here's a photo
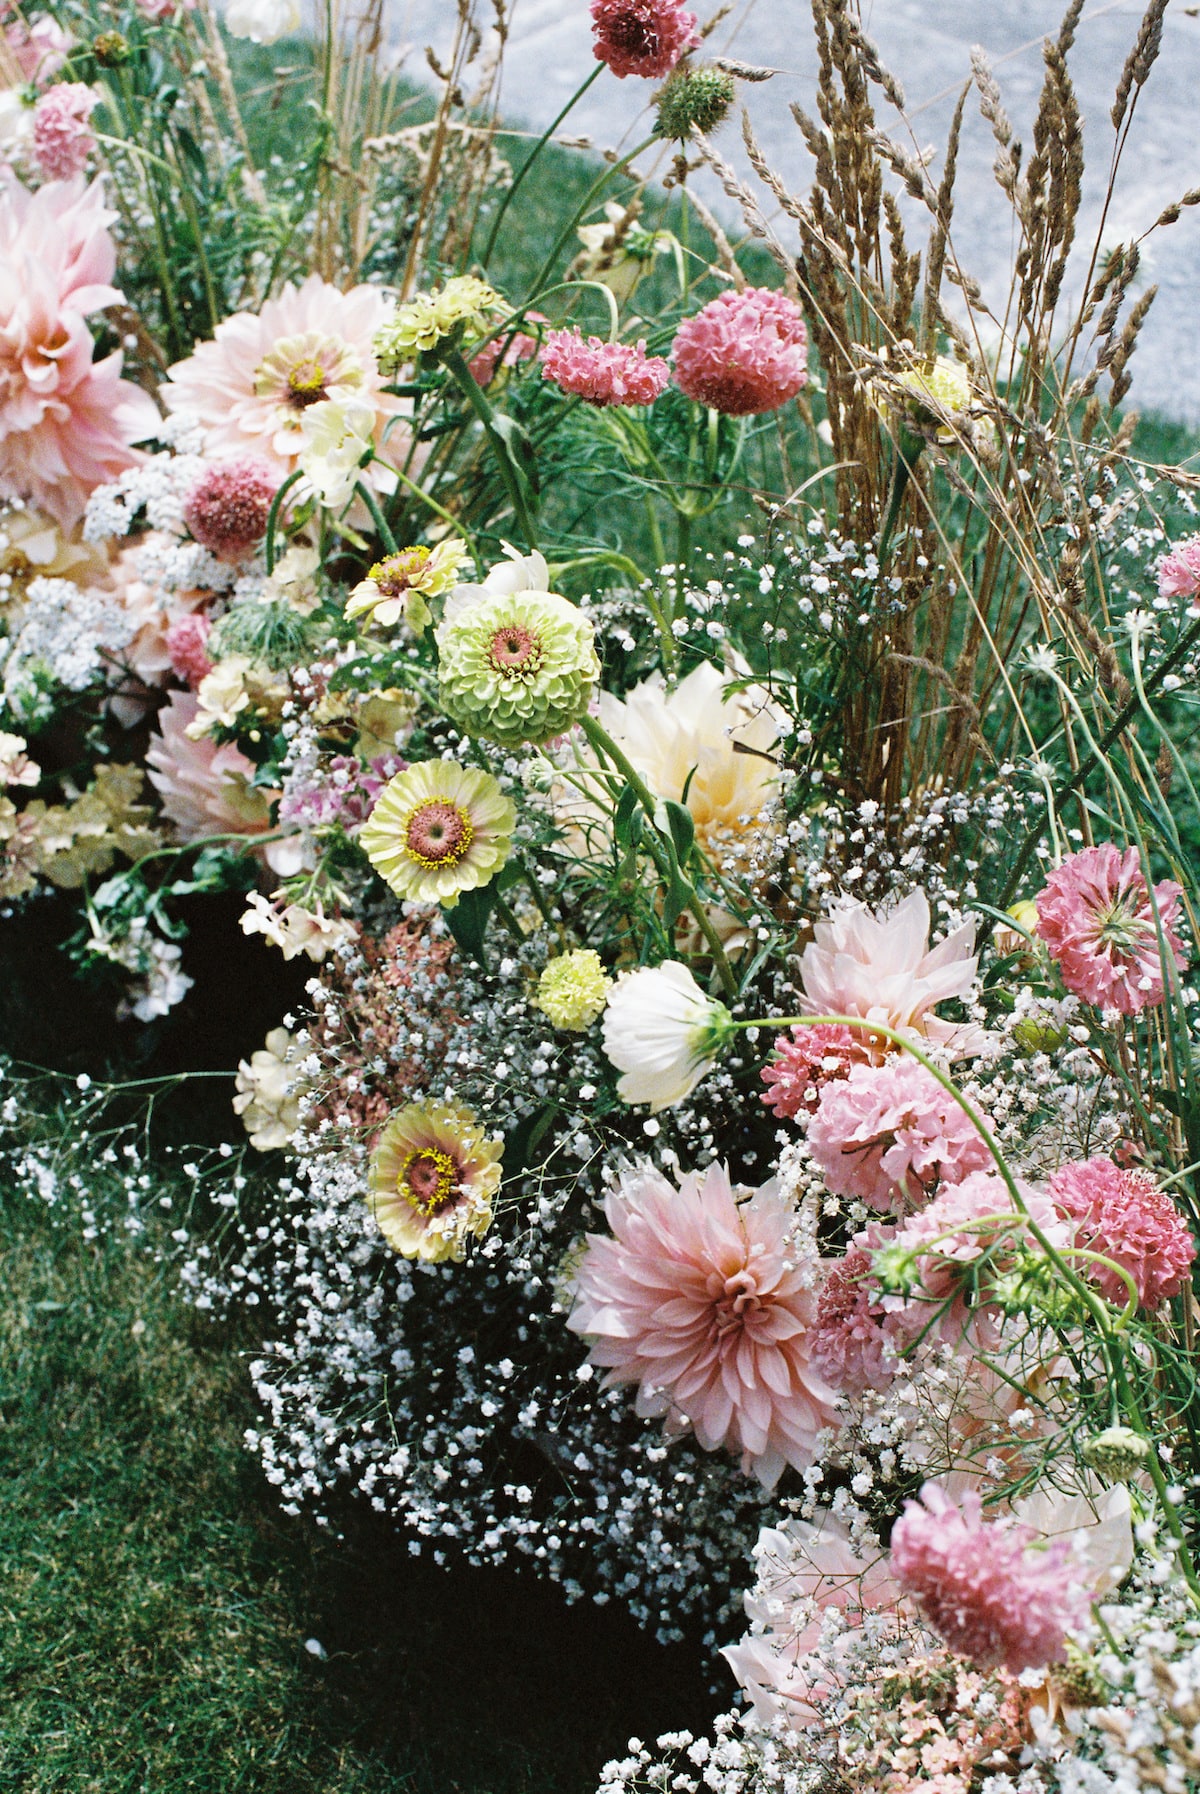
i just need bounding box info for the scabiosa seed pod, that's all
[92,31,132,64]
[435,589,600,748]
[654,64,736,139]
[1081,1426,1152,1483]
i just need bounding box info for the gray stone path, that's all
[390,0,1200,424]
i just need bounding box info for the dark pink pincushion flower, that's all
[32,84,98,181]
[890,1483,1089,1674]
[468,315,544,387]
[761,1022,869,1120]
[165,611,213,687]
[1157,534,1200,605]
[672,287,808,416]
[590,0,698,79]
[540,327,669,406]
[809,1248,898,1394]
[183,459,279,563]
[1035,843,1186,1015]
[1049,1155,1195,1310]
[805,1056,993,1211]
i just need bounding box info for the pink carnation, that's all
[1049,1154,1195,1310]
[165,612,213,687]
[32,83,98,181]
[183,458,279,562]
[890,1483,1089,1673]
[1156,534,1200,604]
[0,177,160,527]
[805,1056,993,1211]
[567,1160,840,1489]
[672,286,808,416]
[809,1248,898,1394]
[590,0,698,79]
[1035,843,1186,1015]
[540,327,669,407]
[760,1022,867,1120]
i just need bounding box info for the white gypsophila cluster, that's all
[0,576,134,721]
[123,525,239,598]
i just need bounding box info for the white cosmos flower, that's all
[298,396,388,508]
[602,961,732,1112]
[223,0,300,43]
[442,540,552,623]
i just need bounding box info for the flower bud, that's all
[1081,1425,1151,1482]
[654,65,736,139]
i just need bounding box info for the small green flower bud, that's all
[1081,1425,1152,1482]
[93,30,132,64]
[654,66,736,140]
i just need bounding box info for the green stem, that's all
[876,431,923,566]
[528,134,658,301]
[352,478,398,555]
[481,64,605,266]
[263,469,304,575]
[439,344,540,551]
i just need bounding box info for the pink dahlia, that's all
[146,690,276,844]
[539,327,669,406]
[890,1483,1089,1673]
[1035,843,1186,1015]
[0,177,160,527]
[165,611,213,687]
[760,1022,868,1120]
[672,286,808,416]
[101,538,207,724]
[183,458,279,562]
[1049,1154,1195,1310]
[805,1056,993,1211]
[590,0,698,79]
[160,273,407,479]
[1156,534,1200,605]
[809,1248,897,1394]
[567,1160,840,1488]
[32,83,97,181]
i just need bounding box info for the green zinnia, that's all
[435,590,600,748]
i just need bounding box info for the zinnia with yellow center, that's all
[345,537,471,633]
[359,759,515,907]
[368,1100,503,1262]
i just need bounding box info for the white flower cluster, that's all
[0,576,134,721]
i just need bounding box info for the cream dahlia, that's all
[1034,843,1186,1015]
[359,759,515,908]
[367,1100,503,1263]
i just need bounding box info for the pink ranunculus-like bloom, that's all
[539,327,670,407]
[32,83,98,181]
[183,458,279,562]
[146,689,276,844]
[797,888,988,1060]
[590,0,698,79]
[806,1056,994,1211]
[672,286,808,416]
[467,315,544,387]
[1035,843,1186,1016]
[890,1483,1089,1673]
[0,177,161,527]
[6,13,73,86]
[165,611,213,687]
[760,1022,868,1120]
[567,1160,840,1489]
[159,272,408,480]
[1156,534,1200,604]
[809,1247,898,1395]
[1049,1154,1195,1310]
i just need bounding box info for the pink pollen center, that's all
[405,800,472,866]
[489,625,542,675]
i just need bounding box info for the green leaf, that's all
[442,883,496,966]
[490,413,541,499]
[657,799,695,867]
[613,784,640,851]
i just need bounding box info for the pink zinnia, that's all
[539,327,669,407]
[567,1161,840,1489]
[672,287,808,416]
[1156,534,1200,605]
[590,0,698,79]
[183,458,279,562]
[1049,1154,1195,1310]
[0,177,160,527]
[165,612,213,687]
[1035,843,1186,1015]
[890,1484,1089,1673]
[809,1248,897,1394]
[760,1022,867,1120]
[805,1056,993,1211]
[32,83,98,181]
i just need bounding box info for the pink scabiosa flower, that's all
[165,611,213,687]
[760,1022,868,1121]
[1034,843,1186,1016]
[0,177,160,527]
[889,1483,1090,1674]
[32,83,98,180]
[808,1248,898,1395]
[672,287,808,416]
[467,316,544,387]
[567,1160,840,1489]
[1156,534,1200,605]
[1049,1155,1195,1310]
[590,0,698,79]
[539,327,669,406]
[805,1056,994,1211]
[183,458,279,562]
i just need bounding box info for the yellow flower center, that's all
[403,799,474,868]
[285,359,329,407]
[398,1147,458,1216]
[370,547,432,597]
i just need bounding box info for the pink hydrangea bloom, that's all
[0,177,160,527]
[567,1160,840,1489]
[183,458,279,562]
[1049,1154,1195,1310]
[590,0,698,78]
[1035,843,1186,1015]
[890,1483,1089,1673]
[809,1248,898,1394]
[805,1056,993,1211]
[146,690,276,844]
[32,84,98,181]
[165,612,213,687]
[672,287,808,416]
[760,1022,868,1120]
[1156,534,1200,604]
[540,327,669,406]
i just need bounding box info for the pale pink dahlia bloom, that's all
[183,458,279,562]
[760,1022,867,1120]
[672,287,808,416]
[806,1056,993,1210]
[1156,534,1200,604]
[539,327,669,406]
[890,1483,1089,1673]
[160,273,407,479]
[1049,1154,1195,1310]
[32,83,97,181]
[568,1160,840,1488]
[101,538,207,723]
[590,0,698,78]
[146,690,276,843]
[5,14,72,86]
[1035,843,1186,1015]
[797,888,987,1060]
[0,176,160,526]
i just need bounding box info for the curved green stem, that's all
[481,64,606,267]
[263,468,304,575]
[439,344,539,550]
[352,478,398,555]
[528,134,658,301]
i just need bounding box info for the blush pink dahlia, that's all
[1156,534,1200,605]
[1035,843,1186,1015]
[183,458,279,562]
[1049,1154,1195,1310]
[32,83,98,180]
[539,327,669,406]
[568,1161,840,1489]
[590,0,698,79]
[889,1483,1089,1673]
[146,690,276,844]
[805,1056,993,1211]
[760,1022,868,1120]
[672,287,808,416]
[0,177,160,527]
